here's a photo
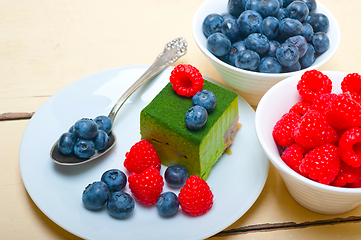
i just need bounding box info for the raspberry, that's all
[281,143,307,176]
[338,127,361,168]
[178,175,213,216]
[331,161,361,187]
[325,93,361,130]
[297,70,332,102]
[169,64,204,97]
[309,93,337,116]
[124,140,161,174]
[128,166,164,205]
[293,110,339,149]
[272,112,301,147]
[349,173,361,188]
[341,73,361,103]
[299,144,340,185]
[288,100,312,116]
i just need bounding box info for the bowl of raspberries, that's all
[255,69,361,214]
[192,0,340,106]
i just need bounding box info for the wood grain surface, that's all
[1,0,361,239]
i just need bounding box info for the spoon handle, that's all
[108,37,187,123]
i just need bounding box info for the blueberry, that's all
[276,7,287,20]
[93,130,110,151]
[74,138,95,158]
[300,0,317,15]
[259,57,282,73]
[157,192,179,217]
[308,13,329,33]
[185,106,208,130]
[221,12,238,21]
[260,16,279,40]
[235,49,260,70]
[304,14,311,23]
[237,10,263,37]
[312,32,330,53]
[278,18,303,41]
[58,132,76,155]
[164,164,189,188]
[302,23,314,42]
[223,40,247,66]
[82,181,110,210]
[283,0,296,7]
[192,90,217,112]
[233,40,248,52]
[101,169,127,192]
[284,35,308,58]
[94,115,112,135]
[207,32,232,57]
[202,13,224,38]
[107,192,134,219]
[244,0,261,12]
[221,18,242,43]
[245,33,270,56]
[227,0,247,17]
[299,43,315,68]
[266,40,280,57]
[277,0,283,7]
[68,125,75,134]
[276,43,300,67]
[282,61,301,72]
[258,0,280,18]
[74,118,98,140]
[285,1,309,22]
[223,47,240,67]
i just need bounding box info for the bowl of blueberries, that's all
[192,0,341,106]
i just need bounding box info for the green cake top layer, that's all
[141,80,238,145]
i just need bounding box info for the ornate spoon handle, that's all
[108,37,187,123]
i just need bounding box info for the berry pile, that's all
[169,64,217,131]
[82,139,214,218]
[185,90,217,130]
[273,70,361,187]
[57,116,112,159]
[124,139,213,216]
[82,169,133,219]
[202,0,331,73]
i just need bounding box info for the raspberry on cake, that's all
[140,75,239,180]
[169,64,203,97]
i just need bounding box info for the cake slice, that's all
[140,79,239,180]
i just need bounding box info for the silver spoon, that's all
[50,37,187,165]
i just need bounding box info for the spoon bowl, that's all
[50,37,187,165]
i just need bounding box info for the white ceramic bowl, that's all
[192,0,341,106]
[255,71,361,214]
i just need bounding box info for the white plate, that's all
[19,65,269,240]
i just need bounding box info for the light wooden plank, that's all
[212,221,361,240]
[2,0,361,239]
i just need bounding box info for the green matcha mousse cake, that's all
[140,80,239,180]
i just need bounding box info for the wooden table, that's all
[1,0,361,239]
